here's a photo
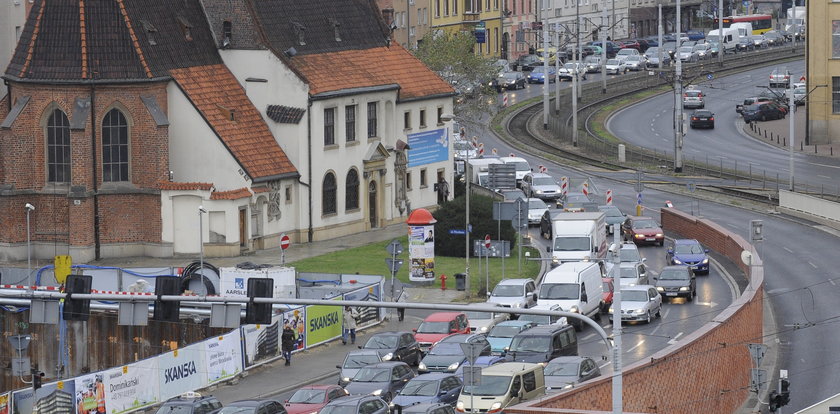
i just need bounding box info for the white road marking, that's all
[783,247,793,253]
[626,340,646,352]
[581,332,596,341]
[599,361,611,369]
[812,162,840,170]
[819,175,832,179]
[830,279,837,286]
[695,301,719,307]
[667,332,684,345]
[662,308,671,319]
[809,262,818,269]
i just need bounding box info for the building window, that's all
[419,109,427,128]
[285,185,293,204]
[445,0,449,15]
[437,107,444,125]
[833,77,840,113]
[404,111,411,130]
[345,105,357,142]
[420,168,428,188]
[454,0,458,14]
[222,21,232,46]
[406,171,413,190]
[436,0,440,16]
[324,107,335,145]
[46,108,71,183]
[367,102,378,138]
[834,21,840,58]
[346,169,360,210]
[102,108,129,182]
[323,172,337,215]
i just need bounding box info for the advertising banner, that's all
[281,307,306,351]
[407,128,449,167]
[13,379,76,414]
[343,285,381,329]
[242,314,282,367]
[0,393,9,414]
[408,225,436,282]
[105,358,159,414]
[305,296,343,347]
[157,343,207,401]
[204,331,243,385]
[74,372,107,414]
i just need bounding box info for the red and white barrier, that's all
[606,189,613,205]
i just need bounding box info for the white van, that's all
[537,261,604,331]
[498,156,532,183]
[545,212,607,264]
[730,22,753,41]
[457,363,545,413]
[706,28,738,54]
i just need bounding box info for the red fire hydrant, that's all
[440,274,447,291]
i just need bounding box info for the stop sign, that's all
[280,234,291,250]
[484,234,491,248]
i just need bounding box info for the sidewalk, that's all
[741,106,840,158]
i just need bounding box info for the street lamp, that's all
[25,203,35,287]
[440,114,470,299]
[198,205,207,294]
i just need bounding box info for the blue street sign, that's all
[707,74,714,80]
[468,224,473,233]
[449,229,466,235]
[637,192,643,205]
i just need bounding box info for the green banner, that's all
[305,297,343,347]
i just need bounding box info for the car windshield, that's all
[533,177,556,186]
[462,375,512,396]
[354,367,391,382]
[633,219,658,229]
[465,310,493,320]
[620,267,639,279]
[659,269,689,280]
[602,281,613,291]
[620,248,641,262]
[538,283,579,300]
[685,91,701,97]
[532,67,548,74]
[623,291,649,302]
[454,142,474,151]
[680,46,693,52]
[627,56,641,61]
[706,35,720,42]
[692,45,705,51]
[553,236,590,251]
[218,407,258,414]
[401,379,440,396]
[674,244,704,254]
[288,389,327,404]
[599,206,622,217]
[509,335,550,352]
[510,161,530,171]
[417,321,451,334]
[646,47,659,54]
[544,362,579,376]
[430,343,465,356]
[502,73,520,80]
[320,405,359,414]
[564,63,578,69]
[344,354,383,368]
[794,87,806,94]
[492,285,523,297]
[364,335,399,349]
[529,199,547,209]
[694,111,712,117]
[617,49,633,55]
[488,325,523,338]
[607,59,620,65]
[518,314,552,325]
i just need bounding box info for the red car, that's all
[618,40,641,51]
[621,215,665,246]
[413,312,470,353]
[284,385,347,414]
[601,277,614,313]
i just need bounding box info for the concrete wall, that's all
[778,189,840,228]
[508,208,764,414]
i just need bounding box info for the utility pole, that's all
[610,224,623,414]
[673,0,684,173]
[788,83,795,190]
[542,5,550,129]
[600,0,608,94]
[657,3,663,70]
[572,58,579,147]
[555,27,562,114]
[577,3,583,99]
[718,0,724,66]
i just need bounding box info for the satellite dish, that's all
[740,250,752,266]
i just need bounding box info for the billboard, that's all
[105,358,159,414]
[0,393,8,414]
[281,307,306,351]
[241,316,282,367]
[74,372,106,414]
[305,297,343,347]
[343,285,381,328]
[157,343,207,401]
[204,331,243,385]
[408,225,436,282]
[13,379,76,414]
[407,128,449,167]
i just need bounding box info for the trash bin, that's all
[454,273,467,291]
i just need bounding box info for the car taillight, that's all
[709,117,714,121]
[691,117,698,121]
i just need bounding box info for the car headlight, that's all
[570,305,579,314]
[382,352,394,361]
[656,286,664,292]
[457,401,465,411]
[389,402,396,408]
[634,234,644,238]
[480,326,489,333]
[514,302,522,308]
[448,362,461,371]
[372,389,383,396]
[679,287,689,291]
[418,362,427,371]
[673,259,682,264]
[656,233,664,237]
[634,309,645,314]
[536,190,544,194]
[490,402,503,411]
[564,384,574,389]
[608,307,614,314]
[343,377,351,383]
[702,258,709,264]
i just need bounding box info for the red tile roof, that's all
[170,64,298,181]
[252,186,271,193]
[157,181,213,191]
[211,187,253,200]
[293,45,453,100]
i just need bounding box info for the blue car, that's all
[527,66,557,84]
[391,373,462,409]
[485,320,537,355]
[666,239,710,274]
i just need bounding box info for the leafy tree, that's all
[432,193,517,258]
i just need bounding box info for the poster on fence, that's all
[157,343,207,401]
[282,307,306,351]
[13,379,76,413]
[242,315,282,367]
[74,372,107,414]
[105,358,159,414]
[305,296,343,347]
[205,331,243,385]
[0,392,9,414]
[343,285,381,328]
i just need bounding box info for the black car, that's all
[655,265,697,301]
[344,362,416,402]
[494,71,527,91]
[155,392,223,414]
[512,54,540,72]
[400,403,457,414]
[742,103,785,122]
[219,399,287,414]
[735,38,755,52]
[360,331,422,366]
[689,110,715,129]
[321,395,389,414]
[419,333,490,373]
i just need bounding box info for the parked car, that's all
[486,320,538,355]
[495,71,527,91]
[666,238,710,274]
[604,59,627,75]
[520,172,561,202]
[622,55,647,71]
[601,277,614,313]
[487,278,538,309]
[598,205,625,234]
[617,261,651,286]
[642,36,659,47]
[414,312,471,353]
[608,285,662,324]
[360,331,422,365]
[419,333,491,373]
[587,40,622,57]
[526,66,557,84]
[344,361,416,402]
[686,30,705,41]
[526,198,549,225]
[219,399,286,414]
[338,349,384,386]
[463,302,510,333]
[512,54,540,71]
[617,39,642,51]
[742,103,786,122]
[320,395,389,414]
[655,265,697,301]
[621,216,664,246]
[689,110,715,129]
[400,403,456,414]
[736,96,773,114]
[769,67,792,88]
[391,373,463,408]
[543,356,602,391]
[284,385,348,414]
[735,37,755,52]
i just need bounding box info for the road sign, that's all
[385,258,404,273]
[750,368,767,393]
[449,229,466,235]
[748,343,767,366]
[463,366,482,386]
[460,342,485,365]
[799,75,806,82]
[707,73,714,80]
[606,189,613,205]
[634,171,644,193]
[484,235,491,248]
[280,234,291,250]
[637,192,643,205]
[11,357,30,377]
[386,239,403,256]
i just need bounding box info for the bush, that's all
[432,194,517,258]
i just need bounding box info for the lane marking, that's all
[809,262,818,269]
[626,340,646,352]
[667,332,684,345]
[662,308,671,319]
[599,361,611,369]
[819,175,832,179]
[581,332,596,341]
[783,247,793,253]
[830,279,837,286]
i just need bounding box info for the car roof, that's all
[328,395,378,405]
[369,331,410,337]
[228,400,281,407]
[673,238,701,245]
[547,356,589,364]
[411,372,459,380]
[299,384,342,390]
[629,215,655,221]
[622,284,655,292]
[402,403,451,414]
[439,333,479,343]
[519,324,571,335]
[497,278,534,285]
[499,156,527,163]
[425,312,464,321]
[527,172,553,179]
[661,265,691,272]
[365,361,409,369]
[348,349,384,357]
[480,362,541,375]
[496,320,535,327]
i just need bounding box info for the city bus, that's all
[714,14,773,34]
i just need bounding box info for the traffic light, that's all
[245,278,273,324]
[32,370,44,391]
[153,276,182,322]
[63,274,93,321]
[768,390,779,412]
[780,378,791,407]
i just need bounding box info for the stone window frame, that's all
[101,105,132,183]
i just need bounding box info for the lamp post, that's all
[673,0,684,173]
[25,203,35,287]
[440,114,470,298]
[788,84,795,191]
[198,205,207,294]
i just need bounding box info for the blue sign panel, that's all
[449,229,466,235]
[408,128,449,167]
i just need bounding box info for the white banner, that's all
[408,225,436,282]
[105,358,160,414]
[74,372,107,414]
[204,331,243,385]
[157,343,207,401]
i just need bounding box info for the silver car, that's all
[464,303,510,333]
[682,89,704,109]
[544,356,602,391]
[487,278,538,309]
[617,261,650,286]
[644,47,671,66]
[521,172,561,201]
[678,46,699,62]
[622,55,647,71]
[608,285,662,324]
[526,198,549,225]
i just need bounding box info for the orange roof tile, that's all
[169,64,298,181]
[252,187,270,193]
[293,45,453,100]
[211,187,253,200]
[157,181,213,191]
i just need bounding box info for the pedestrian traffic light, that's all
[153,276,182,322]
[780,378,791,407]
[63,274,93,321]
[245,278,273,324]
[32,370,44,391]
[768,390,779,412]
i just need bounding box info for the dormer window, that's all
[222,20,232,47]
[177,16,193,41]
[328,17,341,42]
[141,20,158,45]
[292,22,306,46]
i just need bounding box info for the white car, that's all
[499,156,532,183]
[516,304,568,326]
[604,59,627,75]
[608,285,662,324]
[614,48,640,63]
[622,55,647,71]
[617,261,651,286]
[526,198,549,225]
[465,303,510,333]
[557,62,587,81]
[487,278,538,309]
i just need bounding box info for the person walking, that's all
[281,323,296,366]
[342,306,359,345]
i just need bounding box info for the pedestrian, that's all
[281,323,296,366]
[342,306,359,345]
[435,177,449,204]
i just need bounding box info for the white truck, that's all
[467,157,503,187]
[729,22,753,42]
[786,6,806,40]
[544,212,607,265]
[537,261,604,331]
[706,28,739,55]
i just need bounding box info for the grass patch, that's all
[288,236,542,295]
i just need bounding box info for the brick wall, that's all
[509,208,764,414]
